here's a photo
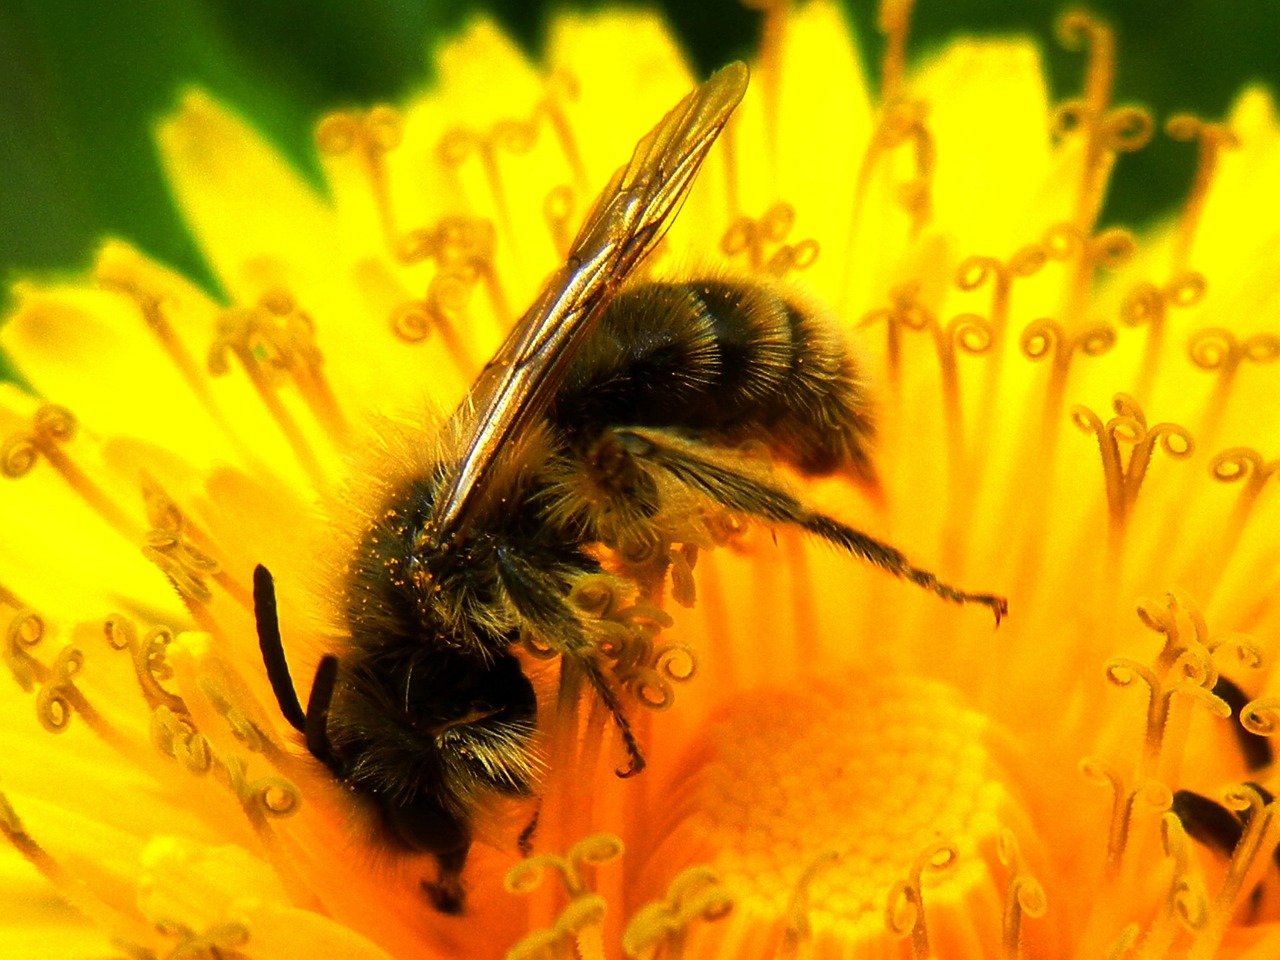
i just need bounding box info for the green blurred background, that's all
[2,0,1277,321]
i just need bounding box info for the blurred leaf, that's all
[1,0,1276,316]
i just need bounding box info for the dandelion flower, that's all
[4,2,1280,959]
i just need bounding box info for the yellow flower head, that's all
[4,2,1280,959]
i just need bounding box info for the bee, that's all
[253,62,1007,914]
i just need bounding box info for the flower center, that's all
[647,670,1042,956]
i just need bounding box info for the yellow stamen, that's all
[1140,814,1209,959]
[315,105,405,255]
[1186,327,1280,441]
[1102,655,1228,783]
[1119,271,1206,398]
[844,0,933,304]
[507,834,625,900]
[219,753,301,828]
[1239,696,1280,738]
[237,288,347,440]
[4,606,48,692]
[507,895,608,960]
[1107,925,1142,960]
[35,646,122,745]
[1,404,141,542]
[544,185,578,259]
[776,850,837,960]
[857,281,931,387]
[877,0,916,104]
[720,202,818,277]
[438,77,583,262]
[1052,11,1153,234]
[1190,785,1280,959]
[996,831,1046,960]
[94,246,238,436]
[742,0,789,179]
[207,299,331,487]
[931,311,995,470]
[505,835,624,960]
[394,214,503,373]
[540,71,591,195]
[863,282,992,515]
[646,673,1031,956]
[882,100,934,236]
[566,575,689,713]
[885,841,959,960]
[151,633,318,912]
[1024,318,1117,443]
[1079,757,1172,878]
[1136,591,1262,690]
[152,919,253,960]
[141,477,254,611]
[196,675,271,755]
[1164,115,1239,274]
[1075,589,1274,954]
[1208,447,1280,563]
[151,704,213,775]
[1052,10,1152,324]
[954,246,1051,480]
[1071,394,1194,553]
[262,290,349,440]
[142,526,220,607]
[104,615,186,714]
[956,246,1051,348]
[622,865,733,960]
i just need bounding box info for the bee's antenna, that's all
[253,564,307,731]
[305,655,340,769]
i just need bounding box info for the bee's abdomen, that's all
[555,278,875,479]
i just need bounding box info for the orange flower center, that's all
[635,669,1044,956]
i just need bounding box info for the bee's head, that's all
[254,564,538,914]
[325,644,540,855]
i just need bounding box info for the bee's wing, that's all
[429,61,749,542]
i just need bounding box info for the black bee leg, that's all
[1172,789,1244,856]
[1172,787,1279,920]
[518,805,541,856]
[422,846,469,915]
[613,429,1009,624]
[495,547,647,777]
[253,564,307,731]
[1213,676,1274,771]
[579,654,646,777]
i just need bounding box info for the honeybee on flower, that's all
[2,2,1280,959]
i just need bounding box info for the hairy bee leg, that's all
[304,655,341,771]
[252,564,308,731]
[422,845,469,915]
[579,654,646,778]
[615,429,1009,624]
[494,547,646,777]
